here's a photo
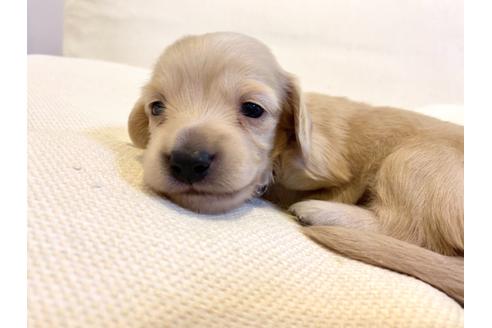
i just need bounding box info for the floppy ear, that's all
[281,73,352,184]
[128,97,150,148]
[282,74,312,162]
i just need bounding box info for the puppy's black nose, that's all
[169,150,213,184]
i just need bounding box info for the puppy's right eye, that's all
[241,102,264,118]
[151,101,165,116]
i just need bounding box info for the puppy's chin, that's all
[166,183,257,214]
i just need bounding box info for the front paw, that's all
[288,200,336,226]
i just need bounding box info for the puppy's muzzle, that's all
[168,150,214,184]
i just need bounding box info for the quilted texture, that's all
[28,55,464,327]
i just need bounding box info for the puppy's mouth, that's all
[173,177,257,198]
[181,186,245,197]
[164,178,266,214]
[180,182,267,197]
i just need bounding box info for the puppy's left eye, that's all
[241,102,264,118]
[150,101,165,116]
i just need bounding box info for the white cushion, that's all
[28,55,464,327]
[63,0,463,115]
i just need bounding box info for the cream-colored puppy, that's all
[129,32,463,305]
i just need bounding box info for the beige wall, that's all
[27,0,63,54]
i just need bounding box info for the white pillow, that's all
[63,0,463,112]
[28,55,463,327]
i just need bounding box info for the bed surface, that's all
[27,55,463,327]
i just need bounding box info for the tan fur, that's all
[302,226,463,306]
[128,32,464,305]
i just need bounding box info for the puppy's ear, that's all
[128,97,149,148]
[282,74,312,161]
[281,73,352,184]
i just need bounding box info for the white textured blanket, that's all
[28,55,463,327]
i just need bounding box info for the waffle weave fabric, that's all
[28,55,464,328]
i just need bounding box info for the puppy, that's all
[128,32,464,305]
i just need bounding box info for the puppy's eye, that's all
[150,101,165,116]
[241,102,264,118]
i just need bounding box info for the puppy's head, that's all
[129,32,310,213]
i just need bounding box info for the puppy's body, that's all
[268,93,464,305]
[128,32,464,305]
[270,93,463,256]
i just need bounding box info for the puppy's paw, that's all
[288,200,340,226]
[289,200,381,231]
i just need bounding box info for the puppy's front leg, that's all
[289,200,381,232]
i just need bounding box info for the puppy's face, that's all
[129,33,308,213]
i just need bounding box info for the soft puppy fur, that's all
[129,32,464,305]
